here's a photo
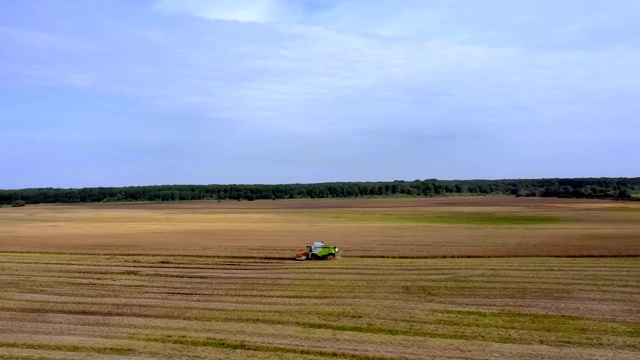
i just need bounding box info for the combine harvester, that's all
[295,241,339,261]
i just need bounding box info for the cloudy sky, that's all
[1,0,638,188]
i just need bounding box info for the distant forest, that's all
[1,178,639,205]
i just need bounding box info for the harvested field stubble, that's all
[1,197,640,359]
[0,254,639,359]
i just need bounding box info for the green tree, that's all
[11,200,26,207]
[617,189,632,199]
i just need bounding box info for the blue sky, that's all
[1,0,638,188]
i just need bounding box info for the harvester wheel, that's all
[324,254,336,260]
[310,253,319,260]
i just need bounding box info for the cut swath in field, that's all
[1,253,639,359]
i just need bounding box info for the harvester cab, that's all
[295,241,339,261]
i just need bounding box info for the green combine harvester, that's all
[295,241,339,260]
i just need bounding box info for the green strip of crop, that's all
[434,310,640,337]
[0,342,136,355]
[135,335,395,360]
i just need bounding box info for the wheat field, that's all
[1,197,639,258]
[1,197,639,359]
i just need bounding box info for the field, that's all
[1,196,640,359]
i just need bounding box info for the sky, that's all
[1,0,639,189]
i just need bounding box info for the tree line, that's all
[1,178,638,205]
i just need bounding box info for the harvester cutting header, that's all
[295,241,339,261]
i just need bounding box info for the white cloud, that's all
[153,0,303,23]
[7,3,640,136]
[151,0,441,37]
[153,0,640,50]
[51,8,632,140]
